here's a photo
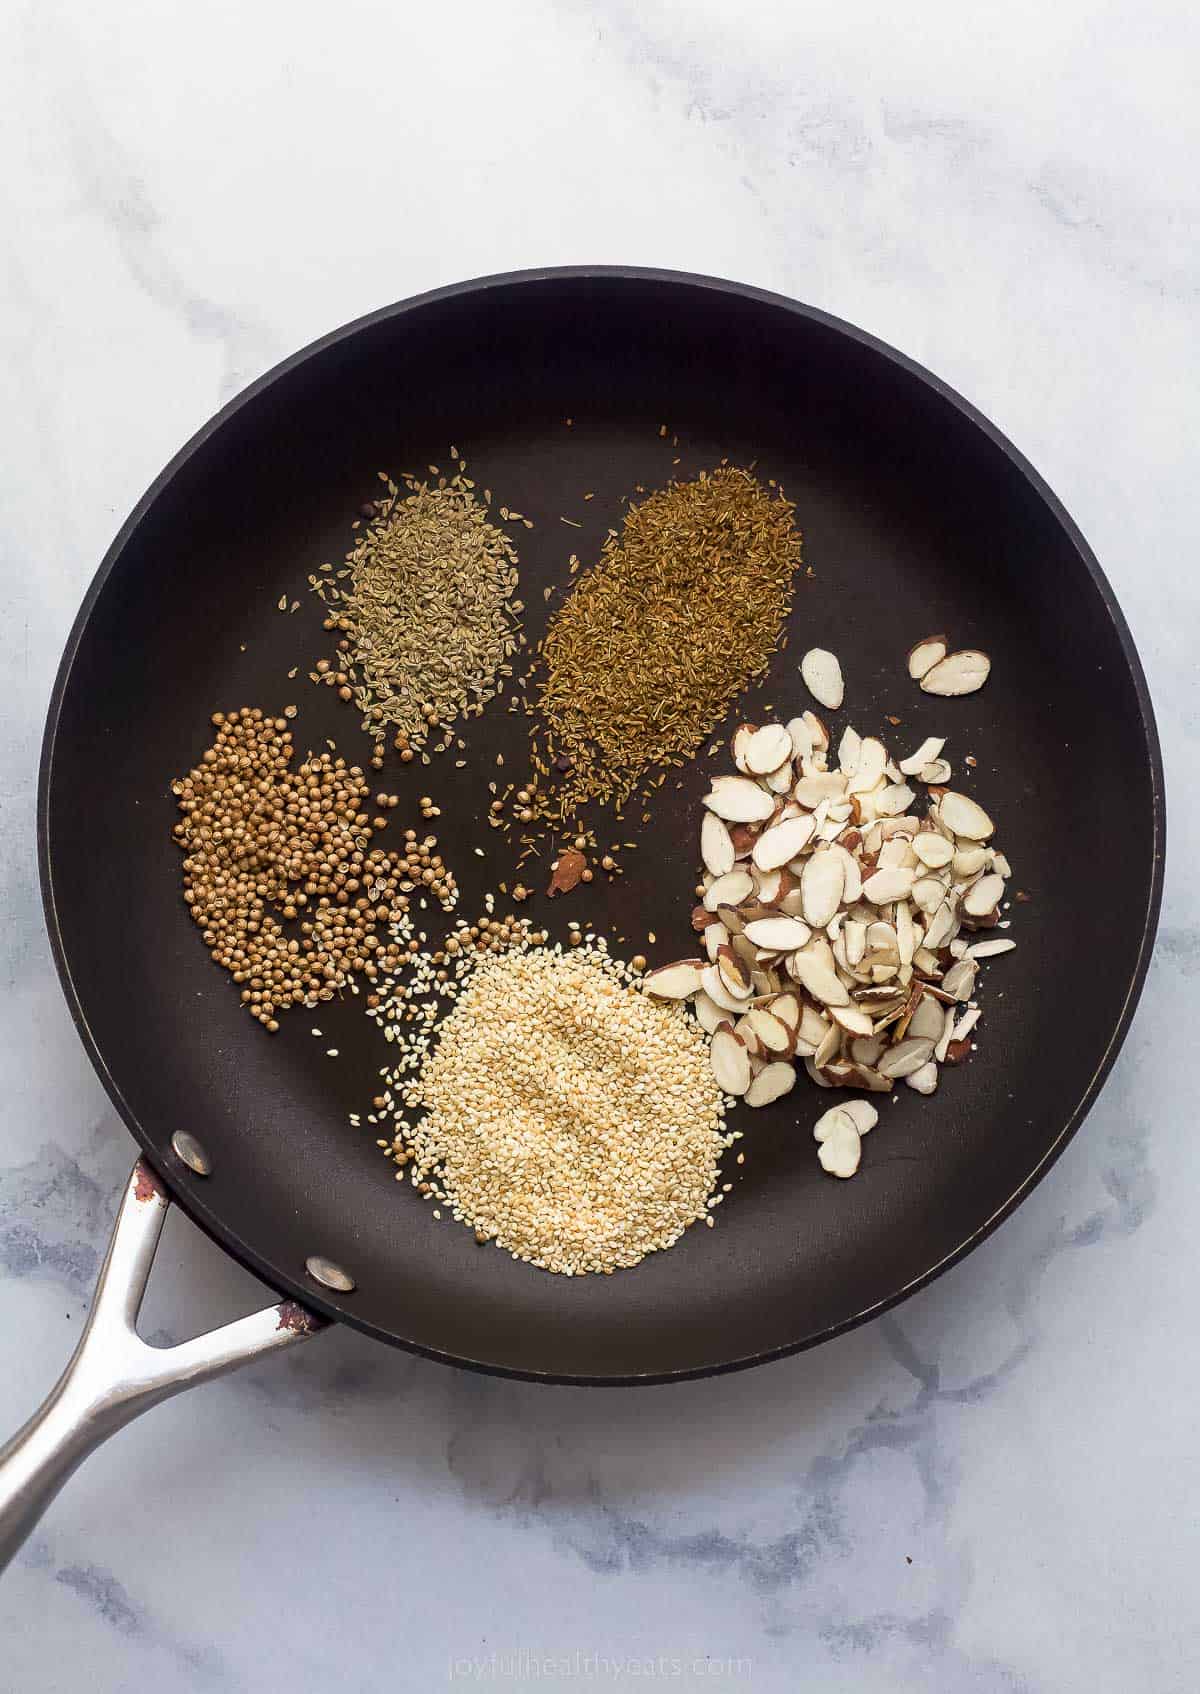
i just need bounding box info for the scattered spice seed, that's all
[529,468,803,824]
[308,460,523,750]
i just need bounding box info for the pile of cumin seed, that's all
[528,466,803,824]
[309,454,524,754]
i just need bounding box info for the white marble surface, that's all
[0,0,1195,1687]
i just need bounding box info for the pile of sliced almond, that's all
[643,701,1016,1173]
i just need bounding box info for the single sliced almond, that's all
[744,722,793,775]
[895,900,916,967]
[941,958,978,1001]
[703,777,777,824]
[966,937,1016,960]
[785,715,813,761]
[837,725,862,777]
[899,735,946,776]
[907,993,946,1042]
[938,790,995,840]
[793,772,847,809]
[731,724,758,774]
[693,992,726,1035]
[789,949,850,1007]
[753,813,815,871]
[814,1104,856,1143]
[818,1120,862,1178]
[843,918,867,968]
[744,915,813,950]
[849,1034,884,1067]
[920,649,991,696]
[733,1013,764,1057]
[919,758,953,785]
[700,965,748,1016]
[803,709,830,752]
[715,902,745,935]
[710,1025,751,1096]
[700,812,735,878]
[746,1007,793,1054]
[752,865,783,904]
[746,1062,797,1108]
[703,869,755,912]
[830,1003,875,1038]
[934,1004,957,1062]
[962,872,1005,917]
[952,846,989,880]
[912,833,954,870]
[703,921,730,963]
[905,1061,939,1095]
[764,760,795,794]
[907,634,948,680]
[801,647,844,711]
[716,945,753,1000]
[874,781,915,817]
[798,1004,830,1048]
[953,1006,981,1042]
[642,959,704,999]
[767,991,801,1031]
[862,865,916,904]
[923,899,958,952]
[814,1019,842,1067]
[877,1036,936,1078]
[846,736,887,796]
[801,850,845,929]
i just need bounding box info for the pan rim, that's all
[37,265,1166,1385]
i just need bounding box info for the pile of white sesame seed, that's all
[364,931,735,1275]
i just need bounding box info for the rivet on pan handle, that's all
[0,1160,327,1573]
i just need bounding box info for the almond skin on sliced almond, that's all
[907,634,948,680]
[920,649,991,696]
[800,647,844,711]
[642,959,705,999]
[710,1025,752,1095]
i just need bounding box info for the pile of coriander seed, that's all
[171,707,457,1030]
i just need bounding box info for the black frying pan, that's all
[19,272,1168,1404]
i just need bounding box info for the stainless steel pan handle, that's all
[0,1160,326,1572]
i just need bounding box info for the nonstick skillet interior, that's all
[40,271,1163,1382]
